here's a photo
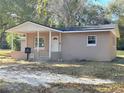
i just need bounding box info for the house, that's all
[6,21,119,61]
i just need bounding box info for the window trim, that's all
[34,36,45,50]
[87,35,97,47]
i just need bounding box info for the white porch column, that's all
[37,31,40,52]
[49,31,51,59]
[11,33,14,50]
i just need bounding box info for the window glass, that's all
[88,36,96,46]
[35,38,45,47]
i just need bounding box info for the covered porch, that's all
[6,21,62,61]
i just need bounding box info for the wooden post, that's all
[49,31,51,59]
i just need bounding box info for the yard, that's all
[0,50,124,93]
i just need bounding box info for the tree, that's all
[78,4,111,25]
[108,0,124,50]
[0,0,35,49]
[0,0,114,49]
[47,0,87,27]
[108,0,124,17]
[47,0,111,27]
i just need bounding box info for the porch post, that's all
[37,31,39,52]
[11,33,14,50]
[49,31,51,59]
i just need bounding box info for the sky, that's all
[99,0,112,5]
[95,0,112,6]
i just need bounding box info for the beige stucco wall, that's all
[16,31,116,61]
[61,31,117,61]
[109,32,117,60]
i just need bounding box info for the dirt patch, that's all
[1,81,124,93]
[0,63,123,93]
[0,67,114,88]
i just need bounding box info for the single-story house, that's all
[6,21,119,61]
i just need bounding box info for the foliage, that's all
[117,39,124,50]
[0,0,37,50]
[79,4,111,25]
[6,33,20,51]
[0,0,122,50]
[108,0,124,17]
[47,0,111,27]
[108,0,124,50]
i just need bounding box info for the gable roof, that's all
[6,21,61,33]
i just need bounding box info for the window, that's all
[87,35,96,46]
[35,37,45,48]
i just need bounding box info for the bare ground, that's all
[0,51,124,92]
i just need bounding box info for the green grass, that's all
[0,50,12,56]
[117,50,124,57]
[0,50,16,64]
[117,50,124,55]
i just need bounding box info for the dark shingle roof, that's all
[58,24,115,32]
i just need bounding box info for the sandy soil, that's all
[0,64,114,88]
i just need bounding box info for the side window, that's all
[87,35,97,46]
[35,37,45,48]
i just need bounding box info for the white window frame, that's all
[34,36,45,50]
[87,35,97,46]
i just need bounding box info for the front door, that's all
[51,36,59,52]
[21,39,27,52]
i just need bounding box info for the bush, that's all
[117,38,124,50]
[6,33,21,51]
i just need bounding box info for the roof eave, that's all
[62,29,113,33]
[6,21,62,33]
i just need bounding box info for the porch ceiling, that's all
[6,21,61,33]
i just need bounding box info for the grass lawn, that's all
[0,50,124,93]
[0,50,16,64]
[0,49,12,56]
[117,50,124,57]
